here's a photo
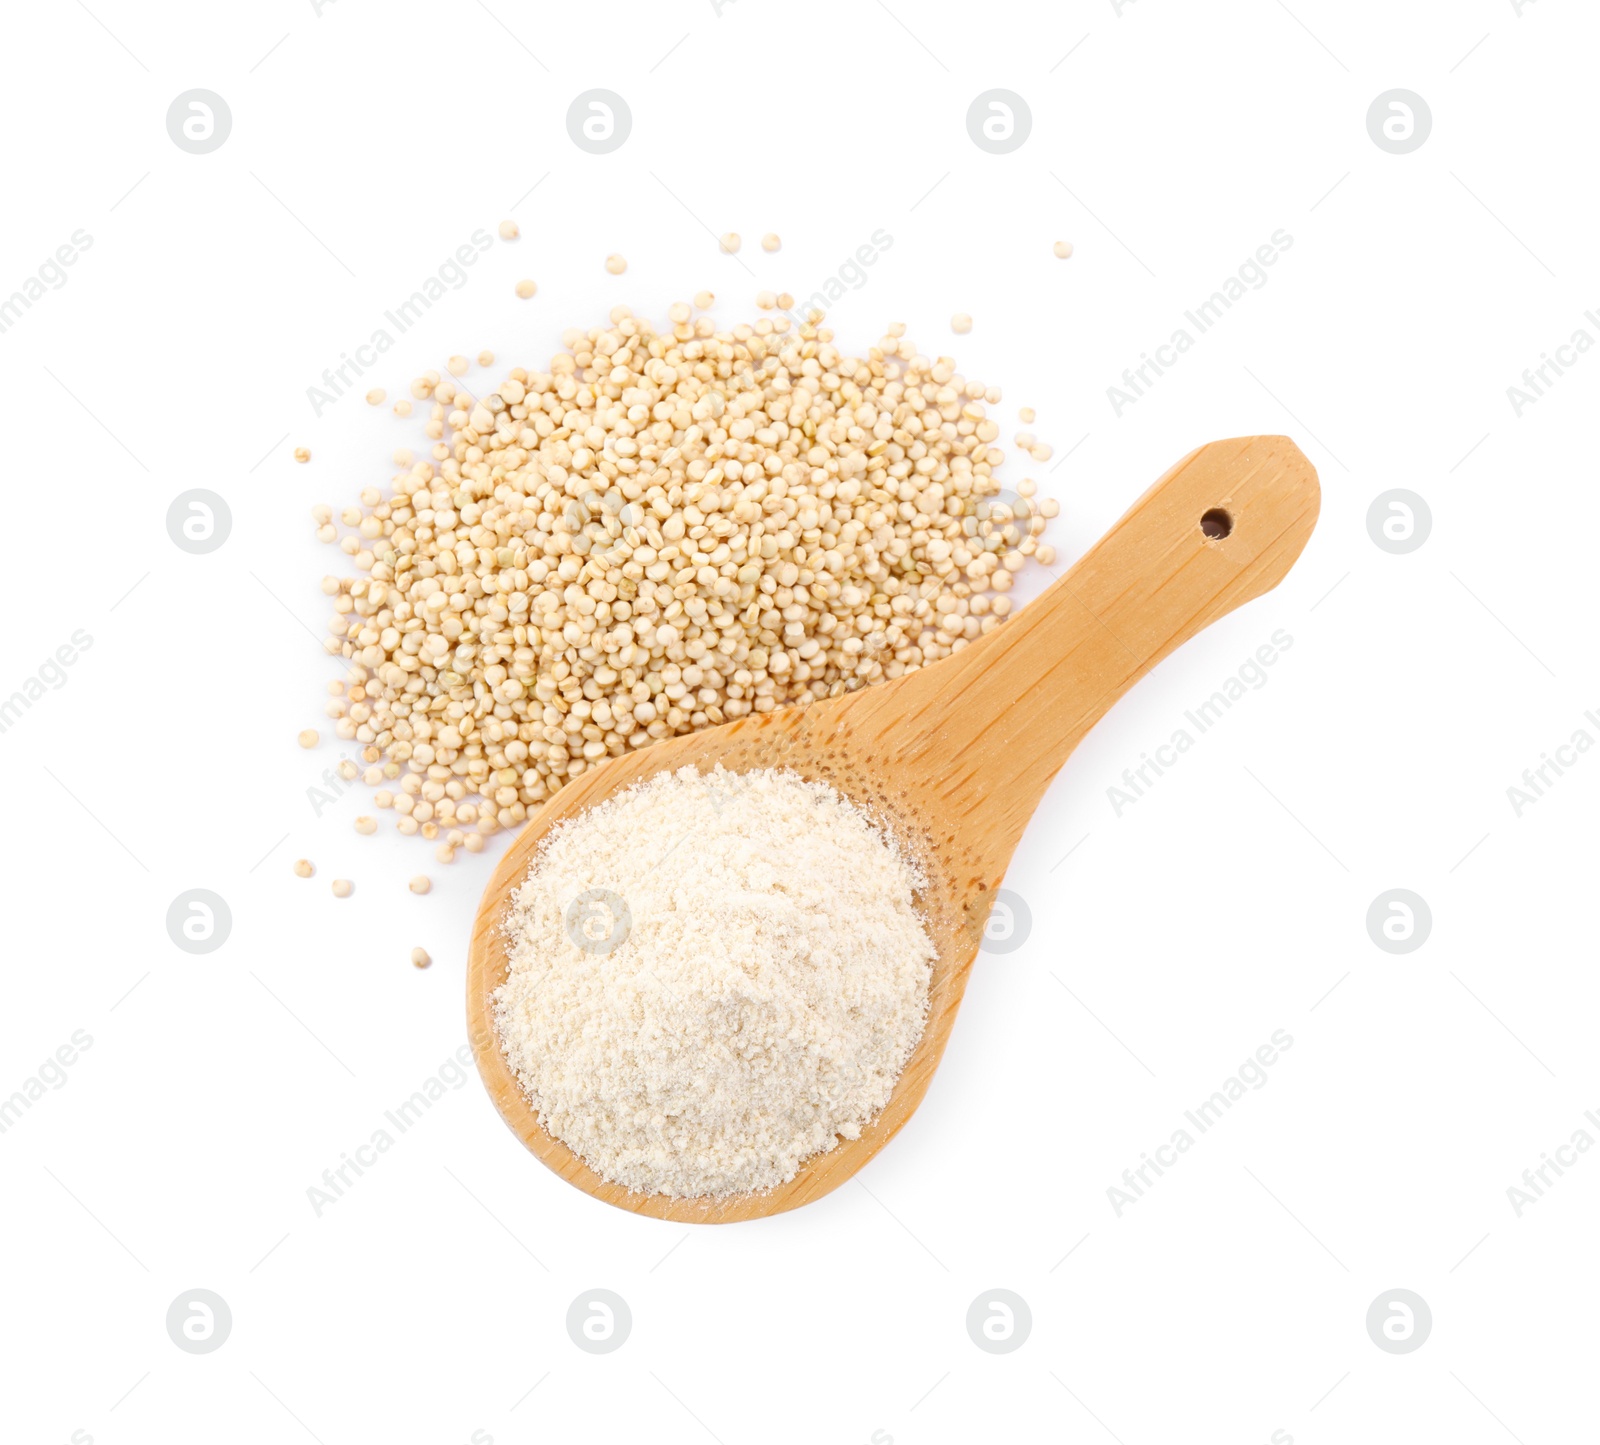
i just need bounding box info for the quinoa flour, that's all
[493,764,936,1198]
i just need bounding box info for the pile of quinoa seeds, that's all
[312,303,1061,851]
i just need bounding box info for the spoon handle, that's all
[863,435,1321,865]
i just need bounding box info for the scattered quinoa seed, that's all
[447,355,468,376]
[297,729,319,749]
[761,233,781,252]
[605,253,626,274]
[392,399,412,418]
[412,947,432,968]
[498,220,519,241]
[409,875,432,895]
[293,859,314,878]
[1019,406,1036,423]
[354,816,377,835]
[477,350,494,367]
[294,447,311,463]
[719,232,741,254]
[952,313,973,334]
[332,879,353,898]
[515,279,536,299]
[693,289,714,309]
[1054,240,1073,259]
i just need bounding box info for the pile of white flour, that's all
[494,765,936,1198]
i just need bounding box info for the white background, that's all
[1,1,1595,1442]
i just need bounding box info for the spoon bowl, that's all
[467,435,1320,1220]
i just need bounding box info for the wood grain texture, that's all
[467,435,1321,1222]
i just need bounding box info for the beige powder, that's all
[494,765,935,1198]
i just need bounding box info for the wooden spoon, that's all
[467,435,1320,1221]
